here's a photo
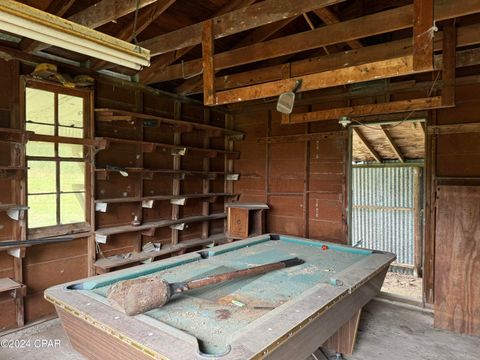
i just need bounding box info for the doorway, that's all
[348,119,425,302]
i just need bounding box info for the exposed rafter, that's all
[139,0,256,85]
[139,0,345,56]
[19,0,76,52]
[380,125,405,162]
[353,128,382,164]
[26,0,158,53]
[313,7,363,49]
[91,0,177,71]
[145,0,480,85]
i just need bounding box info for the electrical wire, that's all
[352,69,442,131]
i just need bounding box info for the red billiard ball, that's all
[322,245,328,251]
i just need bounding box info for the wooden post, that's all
[87,90,96,276]
[171,101,182,245]
[202,108,211,239]
[441,22,456,106]
[413,0,434,71]
[202,19,215,106]
[224,114,234,233]
[133,90,144,253]
[13,67,25,327]
[413,167,422,278]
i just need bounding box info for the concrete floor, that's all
[1,300,478,360]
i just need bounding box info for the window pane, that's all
[61,193,85,224]
[28,161,56,193]
[28,194,57,228]
[60,162,85,192]
[59,144,83,158]
[26,88,54,124]
[58,126,83,139]
[59,94,83,128]
[26,141,55,157]
[26,122,54,136]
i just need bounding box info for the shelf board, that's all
[94,233,225,272]
[0,128,30,143]
[94,167,239,181]
[95,137,240,159]
[0,278,26,298]
[95,193,240,211]
[0,204,28,220]
[0,167,27,179]
[95,213,227,243]
[94,108,244,138]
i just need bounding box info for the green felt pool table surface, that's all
[45,234,395,360]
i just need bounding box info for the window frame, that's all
[21,77,94,239]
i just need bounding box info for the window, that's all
[25,82,91,234]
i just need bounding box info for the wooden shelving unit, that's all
[95,108,244,138]
[95,192,240,211]
[91,104,243,275]
[94,233,225,273]
[95,213,227,243]
[94,167,239,181]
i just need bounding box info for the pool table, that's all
[45,234,395,360]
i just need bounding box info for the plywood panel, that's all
[434,185,480,336]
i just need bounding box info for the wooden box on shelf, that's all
[226,203,269,241]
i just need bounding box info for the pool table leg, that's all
[323,308,362,355]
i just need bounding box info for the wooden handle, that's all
[171,257,304,294]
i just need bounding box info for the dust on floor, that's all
[381,271,423,301]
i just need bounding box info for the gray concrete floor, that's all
[1,300,479,360]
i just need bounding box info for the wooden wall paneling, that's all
[434,185,480,336]
[441,23,456,107]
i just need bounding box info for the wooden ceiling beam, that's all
[19,0,76,52]
[380,125,405,162]
[282,97,445,124]
[211,56,428,105]
[182,22,480,96]
[353,128,382,163]
[313,7,363,49]
[175,16,299,95]
[146,0,480,85]
[413,0,434,71]
[139,0,255,85]
[25,0,158,54]
[91,0,177,71]
[139,0,345,56]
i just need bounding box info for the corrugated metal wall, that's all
[351,167,415,271]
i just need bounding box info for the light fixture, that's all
[276,79,302,114]
[0,0,150,70]
[338,116,351,127]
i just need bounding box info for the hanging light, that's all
[0,0,150,70]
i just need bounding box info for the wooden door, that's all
[434,185,480,336]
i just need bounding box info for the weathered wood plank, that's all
[202,20,215,106]
[413,0,434,70]
[284,97,444,125]
[314,7,363,49]
[215,56,421,105]
[139,0,345,56]
[434,186,480,336]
